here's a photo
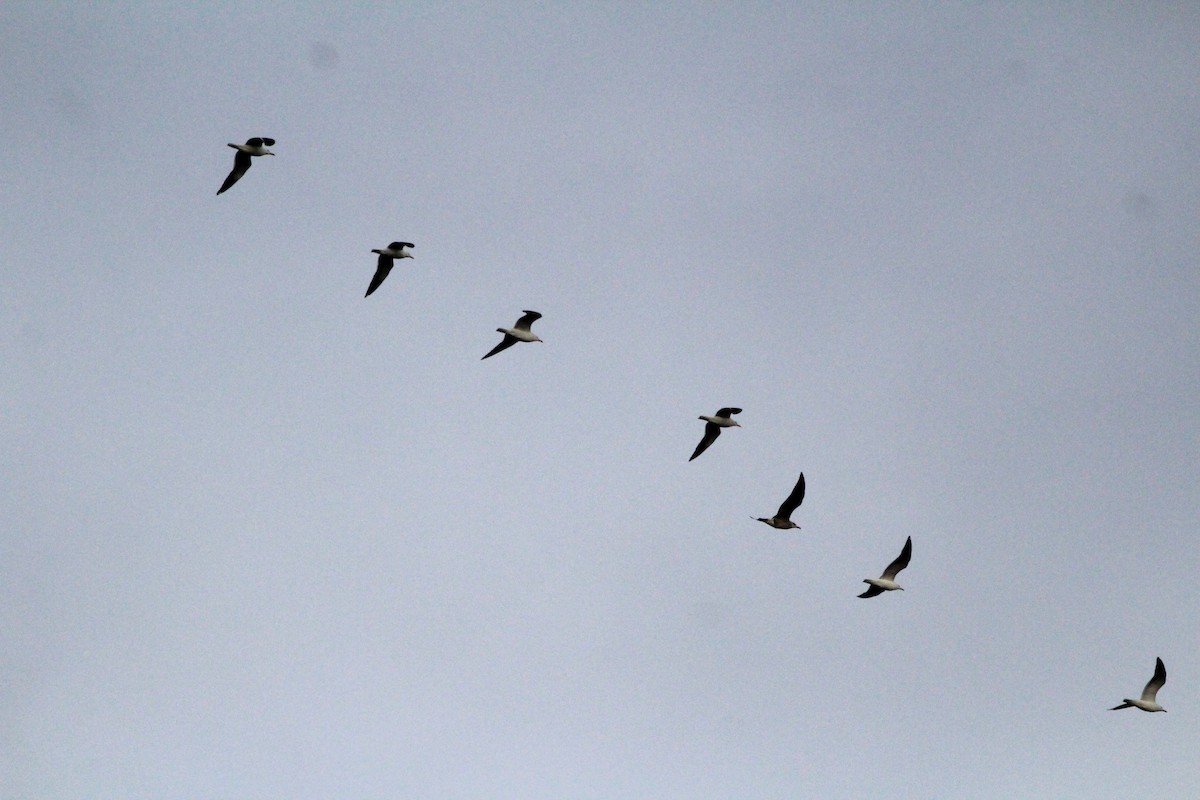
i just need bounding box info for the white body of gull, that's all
[858,536,912,598]
[689,408,741,461]
[217,137,275,195]
[755,472,805,529]
[1110,657,1167,712]
[365,242,414,297]
[482,310,542,360]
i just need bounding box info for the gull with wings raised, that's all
[1110,657,1167,712]
[858,537,912,598]
[754,472,805,530]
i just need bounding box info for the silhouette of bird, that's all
[858,537,913,598]
[754,472,805,529]
[482,311,543,360]
[1110,657,1167,712]
[217,137,275,195]
[689,408,742,461]
[364,242,414,297]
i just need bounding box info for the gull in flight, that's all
[364,242,414,297]
[754,472,805,529]
[482,310,542,360]
[689,408,742,461]
[858,536,912,598]
[217,137,275,195]
[1110,657,1167,712]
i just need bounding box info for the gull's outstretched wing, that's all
[514,310,542,331]
[689,422,721,461]
[776,472,806,519]
[880,537,913,581]
[365,255,394,297]
[217,150,252,195]
[482,333,519,360]
[1141,657,1167,702]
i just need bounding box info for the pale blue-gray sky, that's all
[2,3,1198,798]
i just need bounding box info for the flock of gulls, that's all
[216,137,1170,715]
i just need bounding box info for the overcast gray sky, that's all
[2,3,1198,798]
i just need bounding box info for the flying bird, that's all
[754,472,805,529]
[482,310,543,360]
[858,536,913,598]
[217,137,275,195]
[689,408,742,461]
[364,242,414,297]
[1110,657,1167,712]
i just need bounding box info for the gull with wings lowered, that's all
[689,408,742,461]
[482,311,543,360]
[1110,657,1167,712]
[858,536,912,598]
[217,137,275,195]
[364,242,414,297]
[754,472,805,530]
